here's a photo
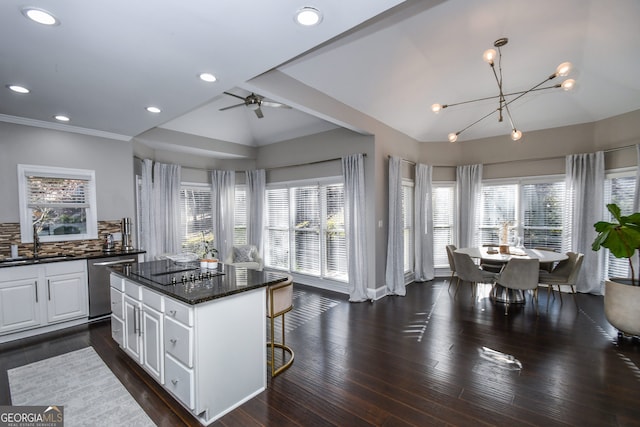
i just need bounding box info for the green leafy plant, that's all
[592,203,640,285]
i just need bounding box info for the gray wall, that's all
[0,121,135,222]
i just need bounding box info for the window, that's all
[402,180,414,274]
[265,180,348,282]
[521,181,564,250]
[478,177,564,251]
[179,183,213,254]
[604,170,636,279]
[18,164,97,242]
[234,186,247,246]
[265,187,290,270]
[479,183,517,244]
[432,183,455,267]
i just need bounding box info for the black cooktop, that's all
[129,259,224,286]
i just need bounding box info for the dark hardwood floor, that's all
[2,279,640,426]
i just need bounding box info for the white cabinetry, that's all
[110,272,267,426]
[0,266,41,334]
[45,261,88,323]
[111,276,164,384]
[0,261,88,337]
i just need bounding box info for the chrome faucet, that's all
[33,224,41,258]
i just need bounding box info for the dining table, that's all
[455,246,568,303]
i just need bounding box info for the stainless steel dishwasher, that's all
[87,255,139,318]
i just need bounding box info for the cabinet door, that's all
[142,305,164,384]
[0,278,42,334]
[123,295,143,363]
[46,272,88,323]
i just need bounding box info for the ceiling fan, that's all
[219,91,291,118]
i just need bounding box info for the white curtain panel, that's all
[246,169,265,256]
[139,160,181,260]
[456,164,483,248]
[385,156,405,296]
[635,144,640,212]
[211,170,235,263]
[414,163,434,282]
[140,159,154,261]
[565,151,604,294]
[342,154,369,302]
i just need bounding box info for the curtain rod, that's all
[387,155,416,166]
[482,143,638,167]
[136,154,367,173]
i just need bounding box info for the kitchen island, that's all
[110,260,288,425]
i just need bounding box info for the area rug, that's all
[8,346,155,427]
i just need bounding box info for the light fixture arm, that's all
[435,37,574,142]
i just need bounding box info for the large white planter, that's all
[604,279,640,337]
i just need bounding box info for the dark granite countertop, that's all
[110,259,288,305]
[0,249,146,268]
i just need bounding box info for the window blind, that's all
[234,187,247,246]
[479,184,517,244]
[180,185,213,253]
[265,188,290,269]
[605,175,636,279]
[27,176,90,208]
[432,184,455,267]
[402,182,414,273]
[324,184,347,280]
[522,181,564,250]
[293,186,321,275]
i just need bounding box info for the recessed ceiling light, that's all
[199,73,217,83]
[295,7,322,26]
[7,85,30,94]
[21,7,59,26]
[146,106,161,113]
[54,115,70,122]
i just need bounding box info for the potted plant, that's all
[592,203,640,337]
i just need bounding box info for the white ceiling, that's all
[2,0,639,153]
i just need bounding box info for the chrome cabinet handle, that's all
[170,338,177,345]
[169,310,177,316]
[35,281,38,303]
[171,379,179,386]
[47,279,51,301]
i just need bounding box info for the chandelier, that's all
[431,37,576,143]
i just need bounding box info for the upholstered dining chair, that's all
[494,258,541,315]
[224,244,263,270]
[445,244,459,290]
[452,251,498,301]
[267,275,294,377]
[538,252,584,309]
[480,243,503,273]
[534,246,558,273]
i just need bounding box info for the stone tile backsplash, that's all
[0,220,124,259]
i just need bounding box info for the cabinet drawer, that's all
[110,274,124,291]
[164,316,193,367]
[164,354,194,410]
[111,315,124,348]
[124,280,142,299]
[45,260,86,276]
[110,287,123,318]
[164,298,193,326]
[142,287,163,312]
